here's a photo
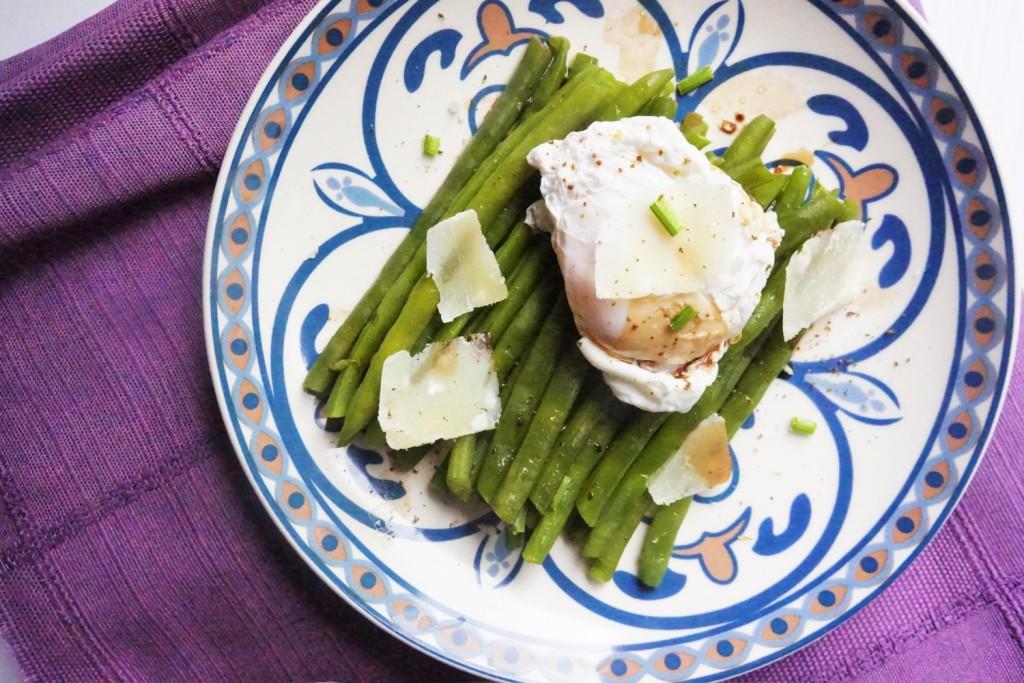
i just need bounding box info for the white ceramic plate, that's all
[203,1,1017,680]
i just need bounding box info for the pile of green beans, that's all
[304,37,860,587]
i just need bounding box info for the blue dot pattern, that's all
[926,471,945,488]
[287,491,305,509]
[935,107,955,125]
[242,392,259,410]
[976,263,996,280]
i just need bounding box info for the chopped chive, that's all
[676,66,714,96]
[790,417,817,435]
[669,305,698,330]
[423,134,441,157]
[649,195,684,237]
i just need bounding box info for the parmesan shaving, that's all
[426,210,507,322]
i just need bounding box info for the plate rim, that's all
[201,1,1019,680]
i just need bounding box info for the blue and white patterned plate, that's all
[203,1,1017,680]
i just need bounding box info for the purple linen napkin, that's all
[0,1,1018,681]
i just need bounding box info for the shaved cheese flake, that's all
[648,414,731,505]
[783,220,869,340]
[595,177,752,299]
[426,210,507,322]
[378,335,500,449]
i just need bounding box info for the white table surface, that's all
[0,1,1018,681]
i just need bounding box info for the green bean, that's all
[750,175,788,209]
[492,344,590,523]
[531,384,617,513]
[337,275,441,444]
[523,405,629,563]
[476,297,572,503]
[446,433,478,501]
[568,53,598,78]
[596,69,674,122]
[638,497,691,587]
[522,37,569,118]
[721,114,775,174]
[479,243,556,343]
[588,493,653,582]
[513,507,528,534]
[776,191,847,260]
[491,273,560,378]
[411,316,443,354]
[429,452,451,495]
[506,528,526,550]
[494,221,536,273]
[392,444,432,472]
[447,274,558,499]
[681,112,711,149]
[733,161,772,189]
[576,410,666,527]
[361,419,387,451]
[323,363,361,419]
[322,250,423,418]
[644,95,678,119]
[838,197,862,222]
[303,39,553,396]
[723,156,767,184]
[719,324,799,439]
[743,266,785,345]
[775,166,813,216]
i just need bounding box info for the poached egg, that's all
[527,117,783,412]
